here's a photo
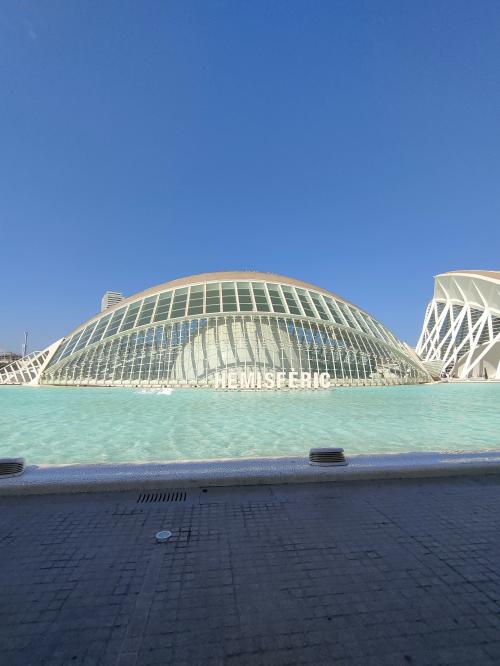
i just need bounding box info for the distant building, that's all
[0,350,21,370]
[416,270,500,380]
[101,291,124,312]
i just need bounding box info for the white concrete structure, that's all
[416,270,500,380]
[101,291,124,312]
[1,271,430,388]
[0,341,61,385]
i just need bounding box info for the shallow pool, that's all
[0,383,499,464]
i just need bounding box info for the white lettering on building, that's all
[213,371,333,390]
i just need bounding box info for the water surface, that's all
[0,384,498,464]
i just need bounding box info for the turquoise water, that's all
[0,384,499,464]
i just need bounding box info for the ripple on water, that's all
[0,383,498,464]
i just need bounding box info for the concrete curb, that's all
[1,450,500,495]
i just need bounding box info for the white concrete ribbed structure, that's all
[416,270,500,379]
[1,271,430,388]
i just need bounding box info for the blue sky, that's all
[1,1,499,353]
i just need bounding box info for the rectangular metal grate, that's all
[309,448,347,466]
[0,458,25,478]
[137,490,188,503]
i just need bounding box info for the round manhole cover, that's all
[155,530,172,543]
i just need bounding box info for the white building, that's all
[101,291,124,312]
[416,270,500,380]
[0,271,430,388]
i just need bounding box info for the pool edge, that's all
[1,450,500,495]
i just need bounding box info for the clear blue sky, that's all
[1,1,499,353]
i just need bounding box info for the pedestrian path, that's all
[1,476,500,664]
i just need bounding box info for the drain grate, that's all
[309,448,347,466]
[0,458,25,479]
[137,490,187,503]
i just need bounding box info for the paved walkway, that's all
[2,476,500,665]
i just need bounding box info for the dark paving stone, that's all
[1,476,500,664]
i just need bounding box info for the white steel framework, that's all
[416,270,500,380]
[1,271,430,388]
[0,347,53,385]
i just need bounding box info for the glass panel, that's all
[103,306,127,339]
[380,322,393,343]
[205,283,221,313]
[119,302,141,332]
[310,293,329,321]
[322,298,343,325]
[296,289,315,317]
[349,307,372,335]
[454,316,468,346]
[187,285,205,316]
[153,292,172,322]
[50,334,77,364]
[237,282,253,311]
[170,288,188,318]
[478,320,490,345]
[136,296,158,327]
[222,283,238,312]
[252,283,270,312]
[281,286,301,315]
[361,315,381,339]
[266,284,286,313]
[73,322,98,353]
[338,302,358,329]
[88,313,112,346]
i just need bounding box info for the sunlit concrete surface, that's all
[2,450,500,496]
[2,476,500,664]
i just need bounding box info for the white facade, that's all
[416,271,500,380]
[1,271,431,388]
[0,341,60,385]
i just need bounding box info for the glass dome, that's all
[37,272,430,388]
